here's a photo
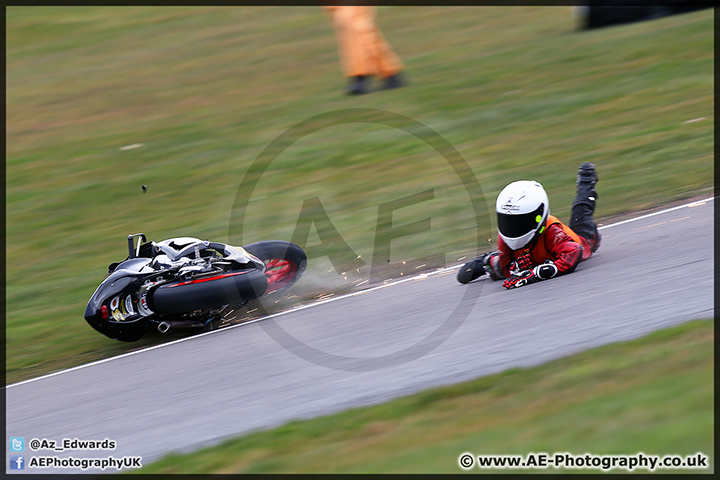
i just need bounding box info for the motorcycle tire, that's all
[243,240,307,291]
[151,267,268,315]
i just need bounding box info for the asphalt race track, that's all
[6,197,714,474]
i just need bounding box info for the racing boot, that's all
[571,162,601,253]
[576,161,598,188]
[457,257,486,284]
[457,252,502,284]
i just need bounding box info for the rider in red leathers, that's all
[457,162,600,289]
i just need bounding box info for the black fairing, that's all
[84,259,151,342]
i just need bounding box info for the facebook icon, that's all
[10,455,24,470]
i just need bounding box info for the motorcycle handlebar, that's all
[127,233,147,259]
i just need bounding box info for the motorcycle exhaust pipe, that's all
[157,320,208,334]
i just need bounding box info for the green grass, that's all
[131,320,714,474]
[6,7,714,384]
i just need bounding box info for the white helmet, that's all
[495,180,550,250]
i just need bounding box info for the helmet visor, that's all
[497,204,545,239]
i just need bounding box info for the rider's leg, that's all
[569,162,601,253]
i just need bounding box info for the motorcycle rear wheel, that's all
[151,268,268,315]
[243,240,307,291]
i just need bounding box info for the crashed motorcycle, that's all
[84,234,306,341]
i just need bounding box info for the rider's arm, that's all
[544,224,583,274]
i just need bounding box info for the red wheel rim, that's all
[265,259,297,290]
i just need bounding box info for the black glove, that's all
[503,260,558,289]
[503,269,538,289]
[509,253,534,274]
